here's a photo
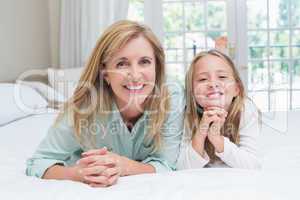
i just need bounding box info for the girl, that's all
[26,20,185,187]
[177,49,261,169]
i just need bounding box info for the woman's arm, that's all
[142,81,186,172]
[78,150,155,176]
[42,164,81,181]
[26,114,82,179]
[120,156,155,175]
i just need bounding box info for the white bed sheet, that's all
[0,113,299,200]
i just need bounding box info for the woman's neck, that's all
[115,99,144,126]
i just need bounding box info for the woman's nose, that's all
[127,65,142,81]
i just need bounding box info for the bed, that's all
[1,109,300,200]
[0,81,299,200]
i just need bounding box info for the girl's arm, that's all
[177,108,224,170]
[214,100,262,169]
[176,134,210,170]
[192,133,208,157]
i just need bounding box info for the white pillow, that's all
[16,80,66,103]
[48,67,84,99]
[0,83,48,126]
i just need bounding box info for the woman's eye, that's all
[116,62,128,68]
[198,78,207,82]
[219,76,227,79]
[140,59,151,65]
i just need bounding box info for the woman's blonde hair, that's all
[57,20,169,152]
[185,49,245,161]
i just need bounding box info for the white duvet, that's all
[0,112,299,200]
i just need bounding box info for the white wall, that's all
[0,0,60,82]
[48,0,60,68]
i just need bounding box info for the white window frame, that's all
[242,0,299,111]
[128,0,300,111]
[161,0,232,82]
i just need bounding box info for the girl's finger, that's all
[207,115,221,124]
[206,107,227,117]
[205,110,217,116]
[219,110,228,118]
[205,106,223,111]
[205,106,227,112]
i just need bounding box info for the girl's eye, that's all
[219,76,227,79]
[198,78,207,82]
[140,59,151,66]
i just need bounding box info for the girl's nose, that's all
[207,80,220,89]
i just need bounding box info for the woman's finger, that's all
[107,173,120,186]
[84,175,109,185]
[89,182,108,188]
[78,155,116,166]
[102,167,120,177]
[81,165,108,176]
[82,147,107,157]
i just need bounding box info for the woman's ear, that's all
[100,65,110,85]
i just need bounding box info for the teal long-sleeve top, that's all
[26,81,185,178]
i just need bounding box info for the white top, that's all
[176,99,262,170]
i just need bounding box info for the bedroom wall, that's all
[0,0,60,82]
[49,0,60,69]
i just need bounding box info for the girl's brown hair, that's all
[185,49,245,161]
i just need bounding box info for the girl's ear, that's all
[233,83,240,97]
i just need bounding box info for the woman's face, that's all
[192,54,240,110]
[104,35,156,110]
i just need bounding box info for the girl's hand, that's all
[196,108,223,137]
[206,107,227,153]
[192,108,222,157]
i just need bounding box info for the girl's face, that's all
[104,35,156,110]
[192,54,240,110]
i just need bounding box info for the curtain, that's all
[60,0,129,68]
[144,0,164,43]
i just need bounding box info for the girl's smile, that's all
[193,54,239,110]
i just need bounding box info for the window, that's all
[162,0,228,82]
[247,0,300,111]
[128,0,144,22]
[128,0,300,111]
